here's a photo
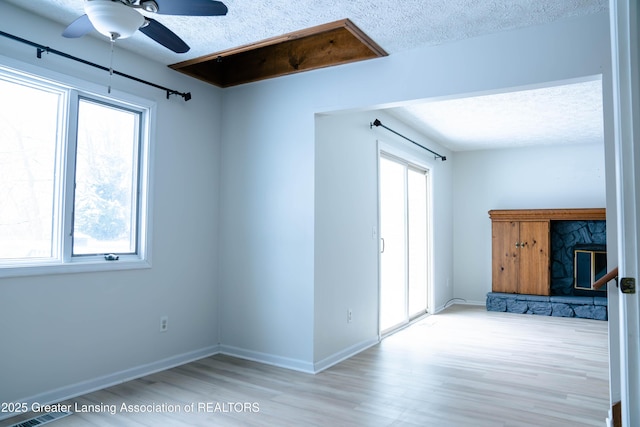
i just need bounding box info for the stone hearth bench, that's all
[486,292,607,321]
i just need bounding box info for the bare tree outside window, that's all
[0,78,61,260]
[73,99,140,255]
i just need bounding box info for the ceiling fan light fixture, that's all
[84,0,145,40]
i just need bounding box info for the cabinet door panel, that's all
[518,221,550,295]
[492,221,519,293]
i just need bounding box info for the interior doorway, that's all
[379,152,430,334]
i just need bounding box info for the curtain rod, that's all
[0,30,191,101]
[370,118,446,161]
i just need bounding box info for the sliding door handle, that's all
[380,237,385,253]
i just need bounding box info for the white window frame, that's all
[0,56,154,278]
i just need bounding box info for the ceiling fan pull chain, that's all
[108,36,115,94]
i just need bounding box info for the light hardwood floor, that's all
[3,305,610,427]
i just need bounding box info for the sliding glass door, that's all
[379,153,430,333]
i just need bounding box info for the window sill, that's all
[0,257,151,279]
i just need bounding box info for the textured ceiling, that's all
[5,0,607,65]
[386,79,604,151]
[4,0,608,151]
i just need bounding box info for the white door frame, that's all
[609,0,640,424]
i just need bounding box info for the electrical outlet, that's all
[160,315,168,332]
[347,309,353,323]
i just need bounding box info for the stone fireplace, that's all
[486,209,608,320]
[550,220,607,296]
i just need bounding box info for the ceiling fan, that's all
[62,0,228,53]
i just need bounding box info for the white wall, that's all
[219,10,613,371]
[0,3,222,405]
[452,143,607,304]
[217,76,317,370]
[313,111,380,366]
[313,110,453,367]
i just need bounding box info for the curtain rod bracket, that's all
[370,118,446,161]
[166,90,192,101]
[36,47,49,59]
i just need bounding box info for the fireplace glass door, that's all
[574,249,607,291]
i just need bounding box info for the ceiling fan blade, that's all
[153,0,228,16]
[62,14,94,38]
[139,18,190,53]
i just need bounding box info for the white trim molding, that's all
[609,0,640,425]
[2,345,220,421]
[218,345,315,374]
[313,338,379,374]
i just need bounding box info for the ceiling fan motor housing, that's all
[84,0,145,40]
[140,1,159,13]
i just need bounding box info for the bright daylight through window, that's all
[74,99,140,256]
[0,66,151,275]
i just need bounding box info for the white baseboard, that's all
[218,345,315,374]
[313,338,379,373]
[433,301,449,313]
[220,338,379,375]
[458,299,486,306]
[434,299,485,313]
[2,345,220,421]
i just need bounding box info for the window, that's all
[0,74,61,261]
[0,64,152,277]
[73,98,141,256]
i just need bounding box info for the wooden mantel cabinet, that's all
[492,219,550,295]
[489,208,606,296]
